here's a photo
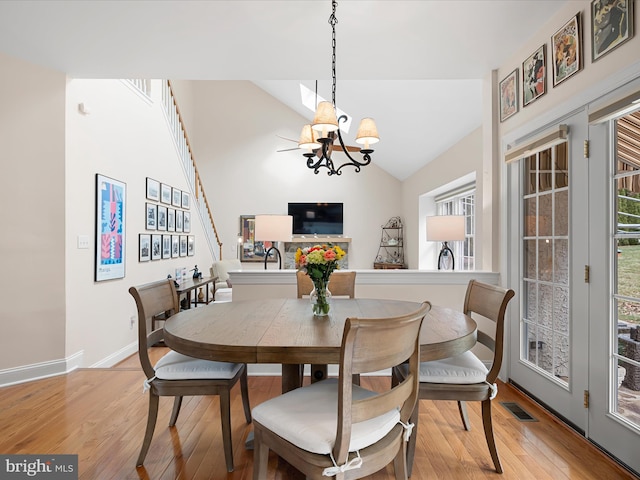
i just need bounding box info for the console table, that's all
[175,276,217,309]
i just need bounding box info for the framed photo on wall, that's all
[552,13,582,86]
[145,203,157,230]
[172,187,182,207]
[172,235,180,258]
[146,177,160,201]
[95,174,126,281]
[591,0,634,61]
[179,235,188,257]
[522,45,546,106]
[499,69,519,122]
[182,191,190,209]
[239,215,276,263]
[176,210,183,233]
[183,211,191,233]
[167,208,176,232]
[162,234,172,259]
[161,183,172,204]
[139,234,151,262]
[187,235,195,256]
[157,205,167,231]
[151,234,162,260]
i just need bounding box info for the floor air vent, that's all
[500,402,538,422]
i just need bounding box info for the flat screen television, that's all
[288,202,343,235]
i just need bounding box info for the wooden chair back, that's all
[332,301,431,465]
[129,279,179,380]
[463,280,515,384]
[296,270,356,298]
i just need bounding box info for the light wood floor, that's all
[0,347,637,480]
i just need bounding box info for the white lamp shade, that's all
[311,101,339,134]
[254,215,293,242]
[426,216,465,242]
[355,118,380,146]
[298,124,321,150]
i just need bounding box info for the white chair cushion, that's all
[252,378,400,455]
[419,351,488,384]
[214,287,233,302]
[154,350,242,380]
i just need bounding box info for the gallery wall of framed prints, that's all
[499,2,634,122]
[140,177,194,262]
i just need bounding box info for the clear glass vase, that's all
[310,280,332,316]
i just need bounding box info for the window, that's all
[436,188,475,270]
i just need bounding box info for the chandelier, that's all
[298,0,379,176]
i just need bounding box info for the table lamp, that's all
[426,215,466,270]
[254,215,293,270]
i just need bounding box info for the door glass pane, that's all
[613,112,640,428]
[521,142,570,386]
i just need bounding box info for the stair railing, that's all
[160,80,223,259]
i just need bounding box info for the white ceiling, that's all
[0,0,572,180]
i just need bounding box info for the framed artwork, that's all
[146,177,160,201]
[176,210,184,233]
[172,235,180,258]
[172,187,182,207]
[552,13,582,87]
[167,208,176,232]
[522,45,546,106]
[187,235,195,256]
[95,174,126,281]
[145,202,157,230]
[183,211,191,233]
[591,0,634,62]
[157,205,167,231]
[182,191,190,209]
[139,234,151,262]
[239,215,276,263]
[499,69,519,122]
[179,235,188,257]
[161,183,172,204]
[151,234,162,260]
[162,234,172,259]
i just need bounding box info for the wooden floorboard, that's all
[0,349,637,479]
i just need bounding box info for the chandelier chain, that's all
[330,0,338,107]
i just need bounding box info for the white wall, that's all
[172,80,404,269]
[0,52,67,370]
[64,79,215,367]
[402,127,483,269]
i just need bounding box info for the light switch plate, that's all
[77,235,90,249]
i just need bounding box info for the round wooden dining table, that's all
[163,297,477,393]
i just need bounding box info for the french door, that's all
[507,109,589,432]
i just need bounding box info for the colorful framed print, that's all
[239,215,276,263]
[95,174,126,281]
[157,205,167,231]
[183,211,191,233]
[151,234,162,260]
[161,183,172,204]
[499,69,519,122]
[179,235,188,257]
[139,234,151,262]
[187,235,195,256]
[172,235,180,258]
[167,208,176,232]
[182,191,190,210]
[522,45,546,106]
[145,202,157,230]
[146,177,160,201]
[591,0,634,62]
[552,13,582,87]
[162,234,172,259]
[176,210,184,233]
[172,187,182,207]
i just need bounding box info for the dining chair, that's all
[392,280,515,475]
[297,270,357,384]
[129,279,251,472]
[252,301,431,480]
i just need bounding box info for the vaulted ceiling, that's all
[0,0,573,180]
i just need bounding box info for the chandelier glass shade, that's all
[299,0,379,176]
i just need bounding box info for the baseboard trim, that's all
[91,341,137,368]
[0,350,84,388]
